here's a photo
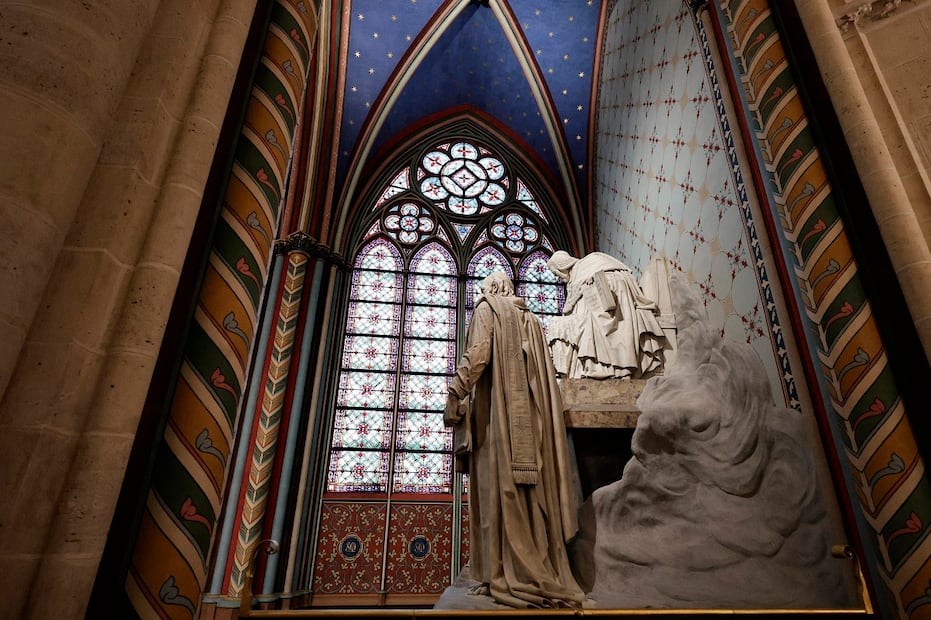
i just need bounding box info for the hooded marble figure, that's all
[547,251,666,379]
[443,271,585,609]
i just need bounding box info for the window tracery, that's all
[314,136,569,601]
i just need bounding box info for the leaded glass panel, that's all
[407,274,456,307]
[410,243,456,276]
[397,373,447,413]
[337,370,396,410]
[345,301,401,336]
[392,451,452,494]
[356,238,403,272]
[354,269,403,304]
[403,304,456,341]
[331,408,392,450]
[516,179,547,221]
[327,449,390,493]
[466,246,512,317]
[468,246,512,280]
[402,337,455,374]
[342,334,398,372]
[375,169,411,209]
[396,409,451,452]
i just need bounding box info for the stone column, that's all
[0,2,160,616]
[0,0,259,617]
[794,0,931,361]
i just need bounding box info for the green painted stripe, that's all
[212,218,265,309]
[185,320,242,422]
[152,443,217,559]
[271,2,310,66]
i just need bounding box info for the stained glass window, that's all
[316,137,570,603]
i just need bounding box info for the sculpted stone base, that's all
[561,377,642,500]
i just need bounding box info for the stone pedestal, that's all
[561,378,645,500]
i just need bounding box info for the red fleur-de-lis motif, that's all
[825,300,855,330]
[180,497,212,530]
[236,257,260,286]
[210,368,237,398]
[886,512,923,546]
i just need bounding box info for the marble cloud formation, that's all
[589,274,855,609]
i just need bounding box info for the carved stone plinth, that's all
[561,378,645,429]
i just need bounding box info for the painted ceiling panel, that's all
[373,5,557,174]
[506,0,600,193]
[338,0,447,178]
[335,0,603,209]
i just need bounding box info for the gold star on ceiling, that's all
[373,32,379,38]
[577,105,583,111]
[368,67,375,74]
[563,54,569,60]
[357,13,364,20]
[391,15,397,21]
[569,16,575,22]
[351,86,358,92]
[562,89,568,95]
[354,51,361,58]
[578,72,585,78]
[387,52,393,58]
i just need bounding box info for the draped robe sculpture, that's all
[444,272,585,609]
[547,251,666,379]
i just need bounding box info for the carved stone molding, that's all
[274,231,347,267]
[836,0,909,31]
[686,0,710,17]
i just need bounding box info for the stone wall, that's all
[0,0,256,617]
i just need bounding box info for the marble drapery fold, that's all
[547,251,665,379]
